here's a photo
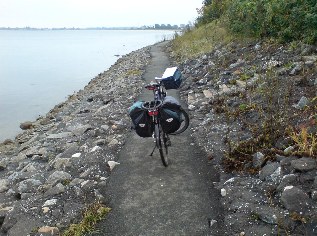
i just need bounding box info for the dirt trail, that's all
[93,42,223,235]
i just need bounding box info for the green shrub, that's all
[197,0,317,43]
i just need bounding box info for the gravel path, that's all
[92,42,224,235]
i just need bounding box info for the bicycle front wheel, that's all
[155,124,169,167]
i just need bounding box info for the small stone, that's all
[188,105,195,110]
[72,153,81,158]
[0,179,9,193]
[107,161,120,171]
[47,132,73,139]
[277,174,298,193]
[94,139,106,146]
[90,146,102,152]
[236,80,246,88]
[284,146,295,155]
[46,171,71,186]
[17,179,42,193]
[0,162,6,171]
[101,125,109,131]
[203,90,214,99]
[259,163,280,181]
[43,199,57,207]
[293,96,309,109]
[38,226,60,235]
[221,188,226,197]
[42,207,50,213]
[108,139,119,147]
[253,152,265,168]
[44,183,65,197]
[20,121,33,130]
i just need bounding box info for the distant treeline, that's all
[196,0,317,43]
[0,24,189,31]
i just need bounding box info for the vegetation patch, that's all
[171,21,232,60]
[125,69,142,77]
[62,203,111,236]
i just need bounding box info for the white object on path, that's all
[107,161,120,171]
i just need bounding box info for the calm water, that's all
[0,30,174,141]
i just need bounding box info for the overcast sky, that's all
[0,0,203,28]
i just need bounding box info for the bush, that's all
[197,0,317,43]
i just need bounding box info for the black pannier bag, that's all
[129,101,153,137]
[160,96,182,134]
[161,67,182,90]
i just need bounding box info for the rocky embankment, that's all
[171,42,317,235]
[0,47,151,235]
[0,40,316,236]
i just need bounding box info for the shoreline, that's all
[0,43,155,234]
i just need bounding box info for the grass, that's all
[171,21,233,60]
[62,202,111,236]
[125,69,142,77]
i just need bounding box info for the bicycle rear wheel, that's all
[155,124,169,167]
[170,108,189,135]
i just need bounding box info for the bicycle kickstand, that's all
[150,144,156,156]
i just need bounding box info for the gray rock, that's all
[101,125,110,131]
[50,158,71,170]
[17,179,42,193]
[291,157,316,172]
[280,156,298,173]
[293,96,309,109]
[256,206,279,225]
[47,132,73,139]
[281,186,311,214]
[108,139,119,147]
[277,174,298,193]
[94,139,106,146]
[259,162,280,181]
[0,179,9,193]
[25,146,47,157]
[68,124,93,136]
[44,183,66,197]
[252,152,265,168]
[0,162,6,171]
[290,63,302,75]
[20,121,33,130]
[46,171,71,186]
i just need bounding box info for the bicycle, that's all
[141,77,189,167]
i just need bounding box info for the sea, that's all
[0,30,175,141]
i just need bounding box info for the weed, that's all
[250,212,260,221]
[289,127,317,157]
[62,202,111,236]
[289,212,308,224]
[239,73,252,81]
[125,69,141,77]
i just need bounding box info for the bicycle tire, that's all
[170,108,190,135]
[155,124,169,167]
